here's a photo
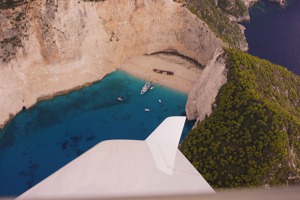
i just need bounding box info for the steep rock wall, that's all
[185,0,287,124]
[185,48,226,122]
[0,0,225,128]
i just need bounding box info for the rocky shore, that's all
[243,0,286,7]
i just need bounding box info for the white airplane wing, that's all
[18,116,214,199]
[146,116,187,175]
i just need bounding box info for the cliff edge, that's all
[0,0,225,128]
[181,49,300,188]
[185,47,227,122]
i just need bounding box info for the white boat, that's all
[140,82,151,95]
[150,86,154,90]
[117,97,123,101]
[145,108,150,112]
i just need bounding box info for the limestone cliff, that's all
[217,0,250,22]
[0,0,225,128]
[184,0,248,50]
[182,49,300,188]
[185,0,287,122]
[185,48,226,122]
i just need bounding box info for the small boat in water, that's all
[144,108,150,112]
[117,97,123,101]
[140,82,151,95]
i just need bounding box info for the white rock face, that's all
[0,0,225,128]
[185,0,287,123]
[185,48,227,122]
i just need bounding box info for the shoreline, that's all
[118,54,203,94]
[0,54,202,129]
[0,0,221,130]
[0,61,115,129]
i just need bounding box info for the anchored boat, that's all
[140,82,151,95]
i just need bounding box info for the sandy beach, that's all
[0,0,223,128]
[0,53,203,128]
[118,54,203,94]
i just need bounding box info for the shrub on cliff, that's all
[0,0,28,10]
[180,49,300,188]
[217,0,248,18]
[184,0,247,49]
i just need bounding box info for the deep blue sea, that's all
[3,0,298,197]
[0,71,193,196]
[243,0,300,75]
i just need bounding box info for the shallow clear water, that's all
[0,71,193,196]
[242,0,300,75]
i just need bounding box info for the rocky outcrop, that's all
[242,0,286,8]
[222,0,286,22]
[217,0,250,22]
[185,0,288,124]
[0,0,225,128]
[185,48,227,122]
[241,0,259,7]
[184,0,248,50]
[269,0,286,7]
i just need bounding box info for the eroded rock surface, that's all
[185,48,227,122]
[0,0,225,128]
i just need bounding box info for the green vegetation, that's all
[0,0,28,63]
[0,0,29,10]
[180,49,300,188]
[217,0,248,18]
[184,0,247,49]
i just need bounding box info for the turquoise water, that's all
[0,71,193,196]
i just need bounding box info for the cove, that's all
[0,70,193,196]
[242,0,300,75]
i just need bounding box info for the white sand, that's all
[0,0,223,128]
[118,54,203,94]
[0,54,202,128]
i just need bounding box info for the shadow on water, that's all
[0,70,194,196]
